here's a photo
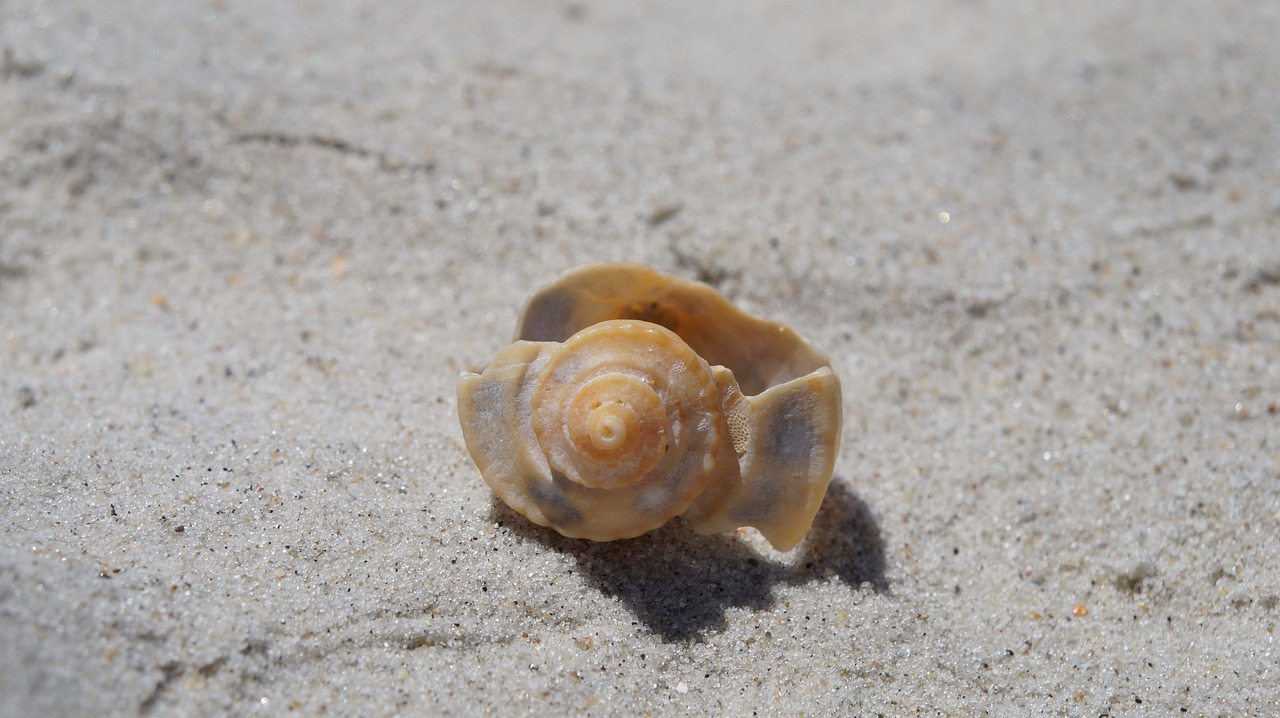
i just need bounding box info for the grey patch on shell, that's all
[459,376,522,474]
[634,438,705,516]
[730,478,781,525]
[468,375,510,417]
[634,484,674,516]
[762,391,818,468]
[518,290,577,342]
[528,474,583,527]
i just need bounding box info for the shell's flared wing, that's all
[682,367,842,552]
[456,341,560,529]
[516,263,829,396]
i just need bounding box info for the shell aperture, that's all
[457,264,842,551]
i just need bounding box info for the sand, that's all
[2,1,1279,715]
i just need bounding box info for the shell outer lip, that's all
[515,262,834,397]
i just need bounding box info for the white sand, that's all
[2,1,1279,715]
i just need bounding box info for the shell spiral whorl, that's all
[584,396,635,452]
[531,321,717,493]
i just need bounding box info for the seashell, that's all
[456,263,842,552]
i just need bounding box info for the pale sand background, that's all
[2,1,1279,715]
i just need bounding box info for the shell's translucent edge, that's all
[683,367,842,552]
[515,262,830,396]
[456,263,844,552]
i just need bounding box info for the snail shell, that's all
[457,263,842,552]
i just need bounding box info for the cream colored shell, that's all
[456,263,842,552]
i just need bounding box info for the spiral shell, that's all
[457,263,842,551]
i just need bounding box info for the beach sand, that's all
[2,1,1278,714]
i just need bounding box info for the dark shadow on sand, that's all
[490,477,885,642]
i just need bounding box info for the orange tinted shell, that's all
[457,264,842,551]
